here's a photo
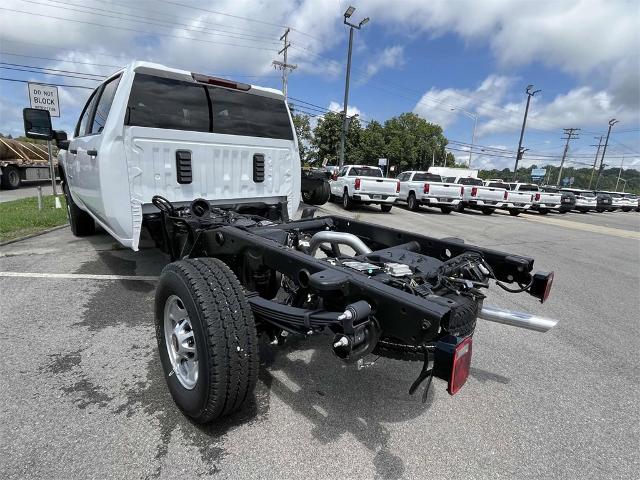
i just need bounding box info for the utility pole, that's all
[272,28,296,101]
[339,6,369,167]
[595,118,619,189]
[513,85,541,180]
[615,156,624,191]
[588,136,603,189]
[556,128,580,185]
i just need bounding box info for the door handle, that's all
[69,149,77,154]
[87,149,98,157]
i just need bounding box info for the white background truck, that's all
[484,181,532,216]
[442,176,505,215]
[397,170,463,213]
[510,183,561,214]
[330,165,399,212]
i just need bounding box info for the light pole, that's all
[595,118,618,189]
[450,108,478,167]
[513,85,541,180]
[339,6,369,167]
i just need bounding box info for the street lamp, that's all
[450,108,478,167]
[513,84,541,180]
[339,5,369,167]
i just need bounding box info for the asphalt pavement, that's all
[1,204,639,480]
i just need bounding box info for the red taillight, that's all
[460,186,464,196]
[471,186,478,197]
[534,193,541,201]
[503,190,508,200]
[396,180,400,193]
[354,177,361,190]
[424,183,430,194]
[530,271,554,303]
[449,336,473,395]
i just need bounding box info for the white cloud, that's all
[357,45,405,84]
[328,101,362,118]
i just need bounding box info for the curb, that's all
[0,224,69,247]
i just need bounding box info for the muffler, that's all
[478,305,559,333]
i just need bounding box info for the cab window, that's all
[75,88,100,137]
[90,75,122,134]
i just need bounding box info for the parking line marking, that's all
[521,216,640,240]
[0,272,159,281]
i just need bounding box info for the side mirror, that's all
[23,108,53,140]
[53,130,69,150]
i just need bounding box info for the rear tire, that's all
[481,208,494,215]
[440,206,452,214]
[407,193,419,211]
[509,209,520,216]
[380,204,393,213]
[302,181,330,205]
[457,204,466,213]
[0,166,21,189]
[538,209,549,215]
[155,258,258,424]
[63,182,95,236]
[342,191,355,210]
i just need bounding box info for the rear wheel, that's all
[481,208,494,215]
[407,193,419,211]
[381,204,393,213]
[302,181,330,205]
[509,209,521,216]
[538,209,549,215]
[63,182,95,236]
[440,206,452,214]
[0,166,21,189]
[342,191,355,210]
[155,258,258,424]
[457,204,466,213]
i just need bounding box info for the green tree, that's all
[291,112,312,164]
[358,120,386,164]
[312,112,362,166]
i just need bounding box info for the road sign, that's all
[28,83,60,117]
[531,168,546,178]
[378,158,388,166]
[569,177,575,185]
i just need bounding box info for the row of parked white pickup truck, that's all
[328,165,639,215]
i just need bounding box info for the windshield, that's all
[414,173,441,182]
[350,167,382,177]
[126,73,294,140]
[457,177,483,186]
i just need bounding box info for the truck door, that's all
[68,87,100,204]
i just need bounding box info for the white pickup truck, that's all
[330,165,399,212]
[397,171,463,214]
[510,183,561,214]
[443,176,505,215]
[483,181,531,216]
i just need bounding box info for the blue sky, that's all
[1,0,638,171]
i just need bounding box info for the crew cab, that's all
[330,165,399,212]
[443,176,505,215]
[397,171,463,214]
[22,61,558,427]
[487,182,533,216]
[510,183,561,214]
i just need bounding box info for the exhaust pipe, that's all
[309,231,372,257]
[478,305,559,333]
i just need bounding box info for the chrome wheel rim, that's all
[164,295,198,389]
[343,194,348,208]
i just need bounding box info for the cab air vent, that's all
[176,150,192,184]
[253,153,265,183]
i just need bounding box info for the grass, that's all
[0,195,68,242]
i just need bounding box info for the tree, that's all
[312,111,362,166]
[291,112,312,164]
[358,120,386,164]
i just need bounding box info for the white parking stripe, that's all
[0,271,159,281]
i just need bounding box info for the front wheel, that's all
[457,204,466,213]
[63,182,95,236]
[155,258,259,424]
[440,206,452,214]
[481,208,494,215]
[342,191,355,210]
[509,209,521,216]
[538,209,549,215]
[380,204,393,213]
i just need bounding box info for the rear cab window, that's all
[414,173,441,182]
[349,167,382,177]
[517,184,539,192]
[126,73,293,139]
[487,182,507,189]
[457,178,483,186]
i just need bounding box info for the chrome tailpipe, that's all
[308,231,372,257]
[478,305,559,333]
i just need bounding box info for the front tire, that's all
[509,209,521,216]
[538,209,549,215]
[155,258,259,424]
[481,208,494,215]
[342,191,355,210]
[63,182,95,236]
[440,206,452,214]
[0,166,21,189]
[380,204,393,213]
[457,204,466,213]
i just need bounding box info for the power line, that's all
[0,52,123,69]
[0,62,109,78]
[0,65,102,82]
[0,76,94,89]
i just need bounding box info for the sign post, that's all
[28,83,60,197]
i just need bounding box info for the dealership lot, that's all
[1,205,638,480]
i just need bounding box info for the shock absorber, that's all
[332,301,379,361]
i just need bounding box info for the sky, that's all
[0,0,639,172]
